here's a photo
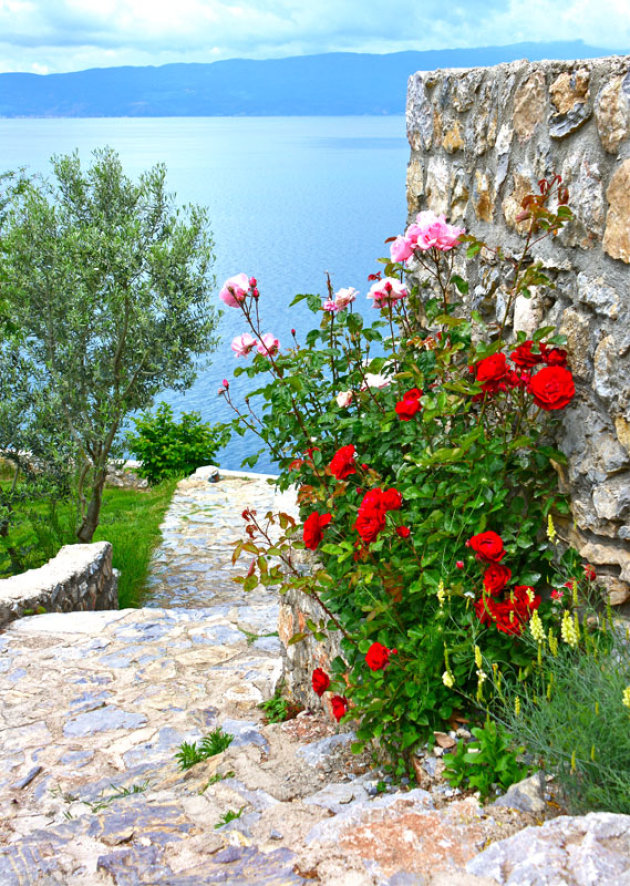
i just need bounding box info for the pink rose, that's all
[367,277,408,308]
[323,299,338,312]
[411,211,464,251]
[390,236,414,263]
[334,287,358,309]
[231,332,256,357]
[257,333,279,357]
[219,273,250,307]
[336,390,353,408]
[361,373,390,390]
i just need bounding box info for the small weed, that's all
[84,781,149,813]
[258,684,302,724]
[175,728,233,771]
[199,770,235,794]
[442,719,529,801]
[215,806,245,829]
[239,628,279,646]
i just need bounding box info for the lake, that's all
[0,116,409,471]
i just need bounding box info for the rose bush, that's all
[223,186,595,773]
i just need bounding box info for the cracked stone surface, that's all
[0,467,626,885]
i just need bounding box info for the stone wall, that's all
[0,542,118,629]
[406,55,630,605]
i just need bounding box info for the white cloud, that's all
[0,0,626,73]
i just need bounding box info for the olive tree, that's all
[1,148,220,542]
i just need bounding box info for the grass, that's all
[174,728,234,771]
[0,471,178,608]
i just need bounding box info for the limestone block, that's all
[616,415,630,453]
[550,69,590,115]
[595,72,630,154]
[452,69,484,113]
[406,156,424,214]
[494,122,514,190]
[603,159,630,263]
[406,76,434,152]
[513,292,542,337]
[513,72,546,141]
[577,272,620,319]
[593,334,618,402]
[472,170,494,223]
[578,540,630,583]
[559,307,591,380]
[592,474,630,521]
[598,574,630,606]
[502,170,536,232]
[425,156,451,216]
[442,120,464,154]
[559,155,604,248]
[451,168,469,221]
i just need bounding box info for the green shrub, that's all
[127,402,230,485]
[442,718,529,800]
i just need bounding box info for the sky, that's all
[0,0,628,75]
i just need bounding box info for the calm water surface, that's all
[0,117,409,471]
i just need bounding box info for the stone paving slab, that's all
[0,468,628,884]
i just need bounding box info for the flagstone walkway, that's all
[0,467,628,885]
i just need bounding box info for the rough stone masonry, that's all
[406,55,630,605]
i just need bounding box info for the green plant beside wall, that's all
[127,402,230,485]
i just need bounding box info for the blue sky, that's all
[0,0,627,74]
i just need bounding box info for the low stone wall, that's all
[406,54,630,605]
[0,542,118,629]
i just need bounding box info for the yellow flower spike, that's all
[442,670,454,689]
[514,696,521,717]
[572,579,579,607]
[571,750,577,773]
[574,611,581,643]
[546,677,553,701]
[548,630,558,657]
[437,580,445,607]
[561,610,578,648]
[537,644,542,667]
[474,645,483,669]
[622,686,630,709]
[546,513,556,543]
[529,610,545,643]
[595,701,600,715]
[590,745,596,762]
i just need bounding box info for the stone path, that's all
[0,467,629,885]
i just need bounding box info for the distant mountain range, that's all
[0,42,624,117]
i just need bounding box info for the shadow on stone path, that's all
[0,467,629,885]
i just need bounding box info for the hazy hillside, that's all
[0,42,623,117]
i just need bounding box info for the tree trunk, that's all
[76,467,107,543]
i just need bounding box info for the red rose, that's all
[474,595,494,625]
[483,563,512,596]
[466,531,505,562]
[329,444,357,480]
[354,505,386,545]
[528,365,575,411]
[365,641,396,671]
[475,353,508,392]
[331,695,348,722]
[381,488,402,511]
[303,512,332,550]
[396,526,411,539]
[510,340,544,369]
[395,397,421,421]
[541,345,568,367]
[312,668,330,697]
